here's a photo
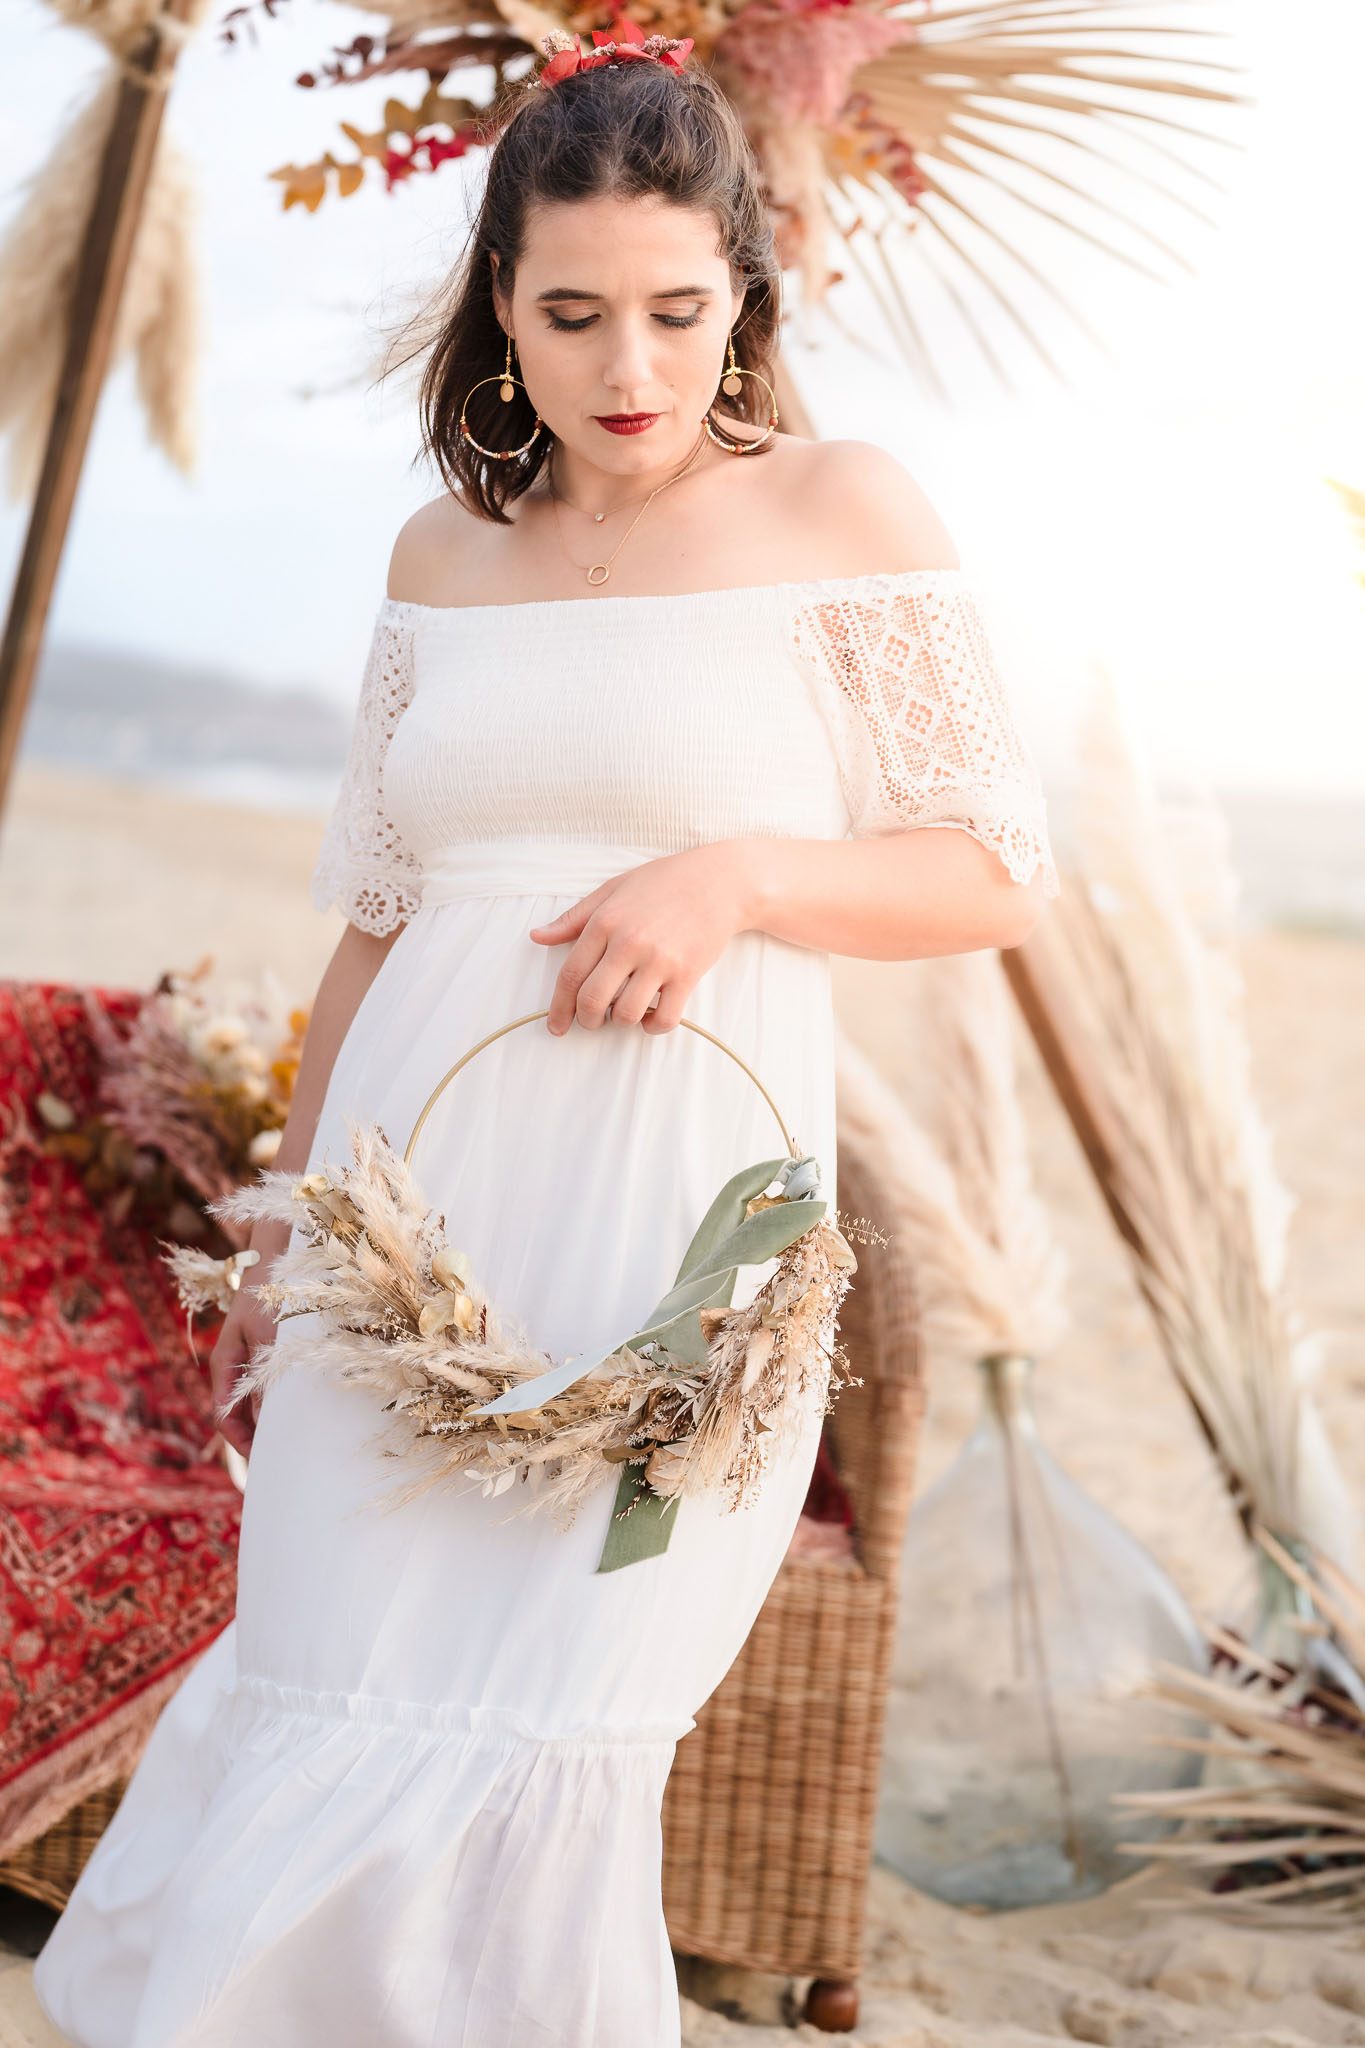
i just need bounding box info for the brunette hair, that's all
[382,53,782,523]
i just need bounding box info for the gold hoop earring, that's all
[703,329,778,455]
[459,331,547,462]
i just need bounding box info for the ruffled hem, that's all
[34,1621,684,2048]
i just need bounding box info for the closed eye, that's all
[545,310,705,332]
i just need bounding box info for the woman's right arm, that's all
[211,542,428,1460]
[209,919,405,1459]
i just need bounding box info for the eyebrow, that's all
[534,284,715,304]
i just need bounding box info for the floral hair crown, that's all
[532,13,696,90]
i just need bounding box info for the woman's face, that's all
[490,193,747,475]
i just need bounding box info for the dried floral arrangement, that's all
[165,1016,872,1573]
[0,0,1246,506]
[16,960,306,1239]
[1113,1526,1365,1922]
[252,0,1244,386]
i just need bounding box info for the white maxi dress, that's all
[34,567,1057,2048]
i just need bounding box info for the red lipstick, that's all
[594,413,660,436]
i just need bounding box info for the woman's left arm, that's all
[533,442,1055,1029]
[529,825,1045,1034]
[736,825,1049,959]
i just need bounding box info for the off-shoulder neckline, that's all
[379,564,965,626]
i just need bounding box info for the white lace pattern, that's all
[312,567,1059,937]
[310,606,426,936]
[785,570,1060,897]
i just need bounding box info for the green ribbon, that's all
[467,1151,826,1572]
[595,1154,825,1573]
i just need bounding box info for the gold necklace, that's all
[550,473,661,522]
[548,426,711,587]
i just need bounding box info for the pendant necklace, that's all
[548,424,711,587]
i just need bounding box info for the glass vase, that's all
[875,1352,1210,1909]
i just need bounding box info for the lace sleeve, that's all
[310,603,425,936]
[786,569,1059,898]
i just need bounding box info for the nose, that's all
[600,316,660,406]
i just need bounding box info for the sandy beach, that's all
[2,760,1363,2045]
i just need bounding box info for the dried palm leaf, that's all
[1111,1527,1365,1923]
[831,0,1250,386]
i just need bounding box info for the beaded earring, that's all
[703,329,779,454]
[458,330,547,461]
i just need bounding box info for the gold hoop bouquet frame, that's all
[170,1011,859,1575]
[403,1010,798,1169]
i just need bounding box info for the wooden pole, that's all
[1000,923,1246,1523]
[0,0,199,815]
[997,925,1146,1263]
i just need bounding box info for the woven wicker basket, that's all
[1,1053,924,2032]
[0,1793,118,1914]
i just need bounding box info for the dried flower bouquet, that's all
[165,1112,864,1573]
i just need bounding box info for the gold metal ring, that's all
[402,1013,798,1171]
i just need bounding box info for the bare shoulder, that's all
[385,491,482,603]
[799,439,962,573]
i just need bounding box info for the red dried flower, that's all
[536,13,695,90]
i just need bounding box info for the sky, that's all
[2,0,1363,800]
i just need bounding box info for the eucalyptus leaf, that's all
[640,1198,826,1329]
[701,1192,825,1271]
[476,1185,822,1417]
[623,1265,738,1348]
[625,1302,713,1369]
[673,1157,789,1285]
[592,1186,826,1569]
[469,1156,828,1570]
[596,1463,682,1573]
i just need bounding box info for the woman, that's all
[34,28,1057,2048]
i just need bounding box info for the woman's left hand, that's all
[529,841,759,1035]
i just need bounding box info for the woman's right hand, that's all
[208,1232,284,1459]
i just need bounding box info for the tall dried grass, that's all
[1044,680,1359,1591]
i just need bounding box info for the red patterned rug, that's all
[0,982,240,1862]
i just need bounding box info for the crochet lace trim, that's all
[785,571,1060,898]
[311,570,1060,937]
[310,607,425,937]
